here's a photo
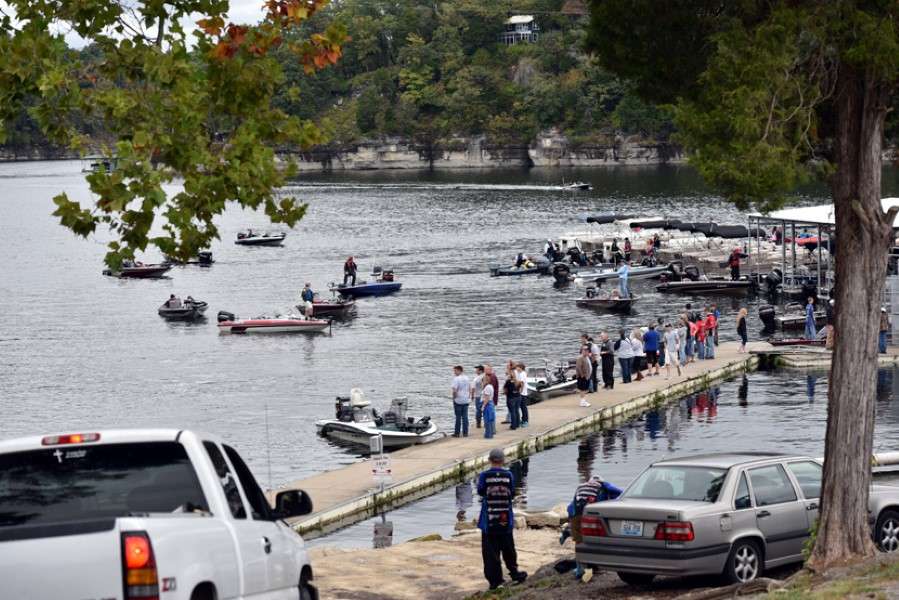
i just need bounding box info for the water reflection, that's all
[806,375,818,403]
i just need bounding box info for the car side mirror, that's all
[273,489,313,519]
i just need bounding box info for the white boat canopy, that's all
[752,198,899,228]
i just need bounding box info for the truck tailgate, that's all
[0,520,123,600]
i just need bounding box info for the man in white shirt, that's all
[471,365,485,429]
[515,363,530,428]
[451,366,471,437]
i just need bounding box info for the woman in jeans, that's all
[615,329,633,383]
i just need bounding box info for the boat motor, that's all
[217,310,236,323]
[552,263,572,283]
[758,305,776,331]
[198,251,214,265]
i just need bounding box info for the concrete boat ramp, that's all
[284,341,899,538]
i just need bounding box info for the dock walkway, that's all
[286,341,761,536]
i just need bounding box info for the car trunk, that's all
[0,520,123,599]
[583,499,703,547]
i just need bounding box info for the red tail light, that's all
[580,514,608,537]
[121,532,159,600]
[654,521,695,542]
[42,432,101,445]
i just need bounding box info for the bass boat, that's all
[103,262,172,279]
[655,278,754,295]
[235,231,286,246]
[216,310,330,334]
[296,297,356,318]
[573,263,667,286]
[576,288,636,312]
[490,256,551,277]
[158,298,208,321]
[525,363,577,403]
[316,390,438,451]
[334,268,402,298]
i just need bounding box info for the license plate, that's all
[621,520,644,537]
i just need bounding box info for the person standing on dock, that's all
[478,449,528,591]
[516,363,530,428]
[451,366,471,438]
[599,332,615,389]
[804,297,817,340]
[575,346,592,407]
[471,366,485,429]
[737,308,749,353]
[880,308,891,354]
[624,238,632,262]
[611,239,622,265]
[694,317,706,360]
[616,330,634,383]
[712,303,720,346]
[617,262,630,298]
[728,247,742,281]
[643,324,660,377]
[343,256,358,287]
[482,379,496,439]
[704,312,717,359]
[589,337,600,393]
[630,329,645,381]
[663,324,682,379]
[485,364,499,407]
[678,315,689,365]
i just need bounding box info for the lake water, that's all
[3,161,899,493]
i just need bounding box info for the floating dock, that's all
[281,342,899,537]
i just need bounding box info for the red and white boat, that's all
[217,311,330,334]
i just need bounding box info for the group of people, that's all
[475,447,623,590]
[450,362,533,439]
[573,303,751,405]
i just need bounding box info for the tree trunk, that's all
[807,64,895,570]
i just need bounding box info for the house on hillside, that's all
[561,0,588,19]
[501,15,540,45]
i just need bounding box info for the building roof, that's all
[505,15,535,25]
[753,198,899,227]
[561,0,588,15]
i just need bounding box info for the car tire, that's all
[876,509,899,553]
[617,571,655,586]
[724,538,762,584]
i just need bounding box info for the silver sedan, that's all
[575,452,899,586]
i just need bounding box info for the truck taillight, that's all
[654,521,695,542]
[580,514,608,537]
[42,432,101,445]
[121,532,159,600]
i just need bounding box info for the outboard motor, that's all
[217,310,236,323]
[552,263,571,283]
[334,396,353,421]
[758,305,776,331]
[198,251,214,266]
[765,268,783,291]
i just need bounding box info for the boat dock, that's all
[282,342,899,538]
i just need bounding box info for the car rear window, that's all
[625,465,727,502]
[0,441,208,527]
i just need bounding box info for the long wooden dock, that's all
[283,341,765,536]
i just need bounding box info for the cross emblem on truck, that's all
[53,449,63,463]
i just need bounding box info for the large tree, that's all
[587,0,898,569]
[0,0,347,266]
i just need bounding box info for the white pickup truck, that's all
[0,429,318,600]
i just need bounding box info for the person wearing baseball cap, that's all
[477,448,527,590]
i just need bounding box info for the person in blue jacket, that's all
[805,296,817,340]
[560,475,623,581]
[477,448,528,590]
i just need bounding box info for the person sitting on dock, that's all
[477,448,527,591]
[166,294,182,308]
[343,256,357,286]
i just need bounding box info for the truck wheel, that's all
[723,539,762,584]
[617,572,655,586]
[190,583,216,600]
[876,509,899,553]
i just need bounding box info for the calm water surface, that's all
[3,161,899,493]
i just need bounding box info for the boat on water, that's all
[655,278,754,295]
[103,262,172,279]
[296,297,356,318]
[572,262,667,286]
[576,287,636,312]
[525,363,577,403]
[164,251,214,267]
[490,256,551,277]
[158,297,208,321]
[316,390,438,451]
[216,310,330,334]
[759,303,827,330]
[334,267,402,298]
[563,181,593,191]
[235,230,286,246]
